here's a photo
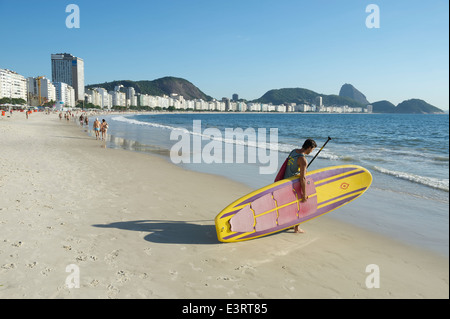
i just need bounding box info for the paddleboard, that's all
[215,165,372,242]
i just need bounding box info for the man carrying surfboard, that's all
[283,139,317,233]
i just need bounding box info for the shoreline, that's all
[0,112,448,298]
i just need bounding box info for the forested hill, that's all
[371,99,444,114]
[86,77,213,101]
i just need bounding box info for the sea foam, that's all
[373,166,449,192]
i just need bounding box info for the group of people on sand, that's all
[92,118,109,141]
[59,111,72,121]
[58,111,109,141]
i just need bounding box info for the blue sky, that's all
[0,0,448,109]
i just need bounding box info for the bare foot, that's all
[294,225,305,233]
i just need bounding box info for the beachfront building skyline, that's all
[51,53,85,102]
[0,65,371,113]
[0,68,27,101]
[109,85,370,113]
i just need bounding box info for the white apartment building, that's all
[53,82,75,107]
[236,102,247,112]
[207,100,225,111]
[109,90,126,107]
[136,93,149,108]
[227,101,237,111]
[286,105,295,112]
[276,105,287,112]
[126,87,137,107]
[295,104,315,112]
[261,104,276,112]
[95,88,112,109]
[0,68,27,101]
[27,76,56,105]
[194,99,208,111]
[170,93,187,109]
[185,100,195,110]
[216,100,226,111]
[247,103,262,112]
[86,89,103,107]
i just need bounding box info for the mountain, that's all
[394,99,444,114]
[253,88,366,109]
[339,84,370,105]
[371,100,396,113]
[86,77,213,101]
[254,85,444,114]
[253,88,317,105]
[370,99,444,114]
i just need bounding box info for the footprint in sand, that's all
[12,241,23,247]
[76,254,88,262]
[105,249,121,267]
[116,270,131,283]
[41,267,51,276]
[169,270,178,280]
[107,284,120,298]
[1,263,16,270]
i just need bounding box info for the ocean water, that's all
[91,113,449,255]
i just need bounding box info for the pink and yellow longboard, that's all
[215,165,372,242]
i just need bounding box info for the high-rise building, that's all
[0,68,27,100]
[222,97,231,111]
[232,93,239,101]
[51,53,84,102]
[315,96,323,107]
[126,87,136,106]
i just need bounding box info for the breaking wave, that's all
[373,166,449,192]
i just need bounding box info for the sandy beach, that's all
[0,111,448,299]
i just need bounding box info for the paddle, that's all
[307,136,332,169]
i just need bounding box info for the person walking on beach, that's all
[101,119,109,141]
[93,118,101,140]
[284,138,317,233]
[84,116,89,127]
